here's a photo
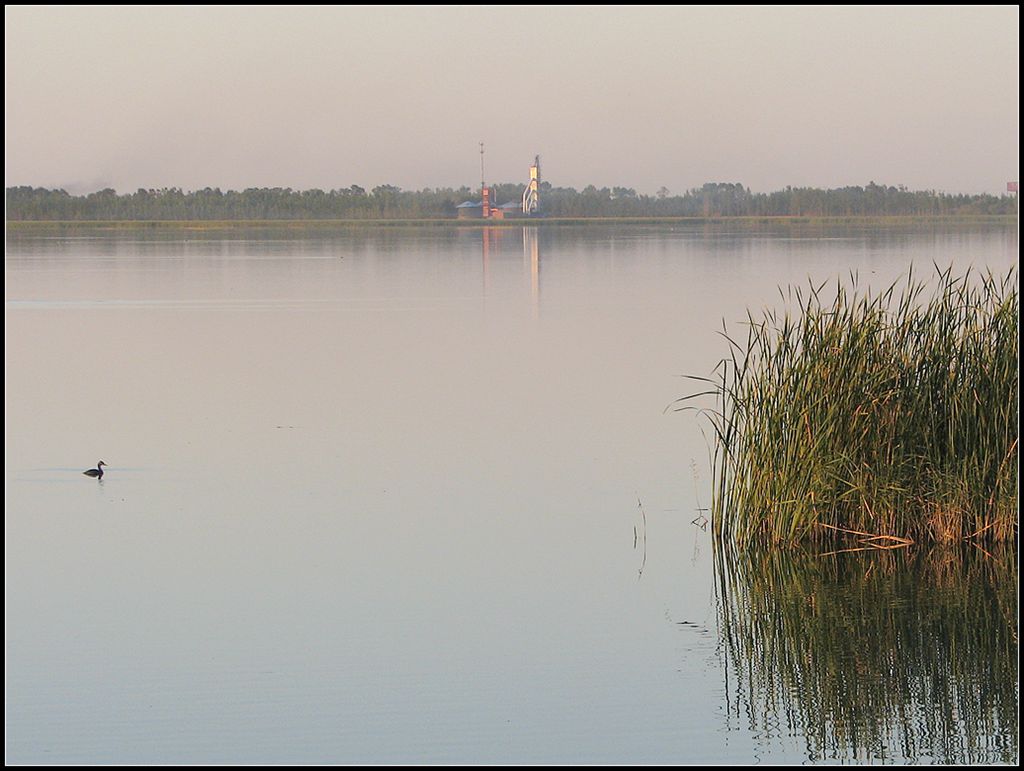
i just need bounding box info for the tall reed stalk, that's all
[676,265,1018,548]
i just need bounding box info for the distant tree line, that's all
[5,181,1016,221]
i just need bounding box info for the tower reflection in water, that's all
[523,226,539,316]
[479,225,541,317]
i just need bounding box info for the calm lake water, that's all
[5,222,1018,764]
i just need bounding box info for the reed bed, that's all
[676,265,1018,548]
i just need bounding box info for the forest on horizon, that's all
[5,181,1017,221]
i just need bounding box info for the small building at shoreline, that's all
[455,200,523,220]
[457,153,541,219]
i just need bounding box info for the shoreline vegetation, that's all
[6,181,1017,223]
[674,265,1018,551]
[5,214,1018,232]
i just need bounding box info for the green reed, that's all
[714,545,1018,764]
[675,265,1018,548]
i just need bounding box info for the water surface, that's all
[5,222,1018,763]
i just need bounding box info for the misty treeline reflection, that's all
[712,544,1018,763]
[6,181,1017,220]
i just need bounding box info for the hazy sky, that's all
[4,5,1019,196]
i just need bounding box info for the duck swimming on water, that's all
[83,461,107,479]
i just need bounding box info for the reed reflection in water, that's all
[714,545,1018,764]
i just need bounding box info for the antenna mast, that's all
[479,142,485,191]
